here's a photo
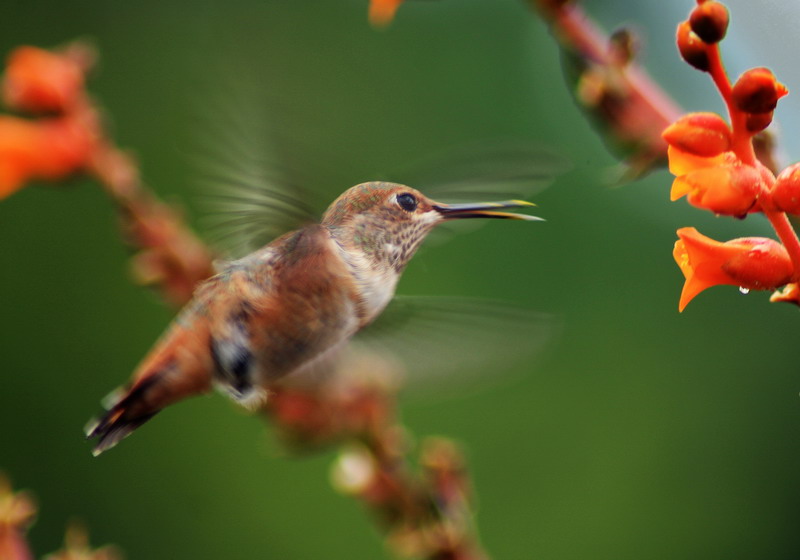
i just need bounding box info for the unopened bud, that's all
[745,111,774,133]
[771,163,800,215]
[662,112,731,157]
[676,21,710,72]
[722,237,793,289]
[731,67,788,114]
[689,1,729,44]
[609,29,636,66]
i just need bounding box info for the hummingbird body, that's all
[87,182,538,454]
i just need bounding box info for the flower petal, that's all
[667,145,727,176]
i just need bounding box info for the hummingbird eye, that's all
[396,193,418,212]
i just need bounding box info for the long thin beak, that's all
[433,200,542,221]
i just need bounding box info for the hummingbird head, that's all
[322,182,539,273]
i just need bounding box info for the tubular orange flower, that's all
[0,116,42,197]
[369,0,405,27]
[669,157,762,216]
[666,144,731,176]
[0,115,94,198]
[36,116,95,179]
[2,46,85,113]
[673,227,793,311]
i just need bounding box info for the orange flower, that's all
[369,0,404,27]
[0,115,94,198]
[36,116,95,179]
[673,227,793,311]
[2,46,85,113]
[667,146,765,215]
[0,116,41,197]
[667,144,729,177]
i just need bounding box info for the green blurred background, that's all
[1,1,799,558]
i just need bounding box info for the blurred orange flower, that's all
[2,46,86,114]
[0,115,94,198]
[673,227,793,311]
[369,0,404,27]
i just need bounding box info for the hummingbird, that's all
[86,181,539,455]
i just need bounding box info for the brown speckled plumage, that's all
[86,182,536,454]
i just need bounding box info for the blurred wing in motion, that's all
[194,123,567,257]
[393,139,568,202]
[350,296,558,398]
[187,73,320,258]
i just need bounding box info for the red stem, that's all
[766,211,800,281]
[706,45,759,166]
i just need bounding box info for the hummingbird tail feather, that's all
[85,376,163,456]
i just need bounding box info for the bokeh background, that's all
[1,1,799,558]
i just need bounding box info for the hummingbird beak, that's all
[433,200,542,221]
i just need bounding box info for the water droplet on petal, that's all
[739,286,750,294]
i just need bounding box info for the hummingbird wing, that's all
[192,99,566,256]
[349,296,558,398]
[191,131,318,257]
[390,139,567,203]
[185,70,323,258]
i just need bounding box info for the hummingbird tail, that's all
[85,376,162,456]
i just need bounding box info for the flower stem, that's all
[765,210,800,281]
[706,45,759,166]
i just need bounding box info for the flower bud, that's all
[731,67,788,114]
[676,21,710,72]
[745,111,774,133]
[662,112,731,157]
[671,162,761,216]
[609,29,636,66]
[722,237,793,289]
[689,1,729,44]
[770,162,800,214]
